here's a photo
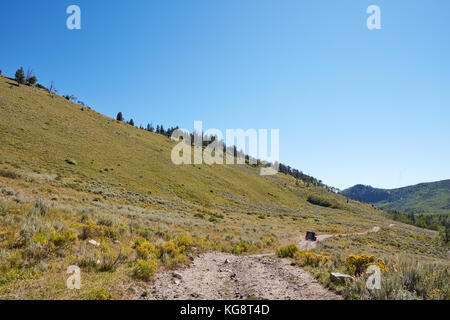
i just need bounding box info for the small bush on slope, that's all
[276,244,298,258]
[307,195,340,209]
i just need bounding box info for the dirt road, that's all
[297,226,380,250]
[136,227,380,300]
[137,252,341,300]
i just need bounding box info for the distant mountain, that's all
[341,180,450,215]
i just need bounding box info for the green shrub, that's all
[6,250,24,269]
[32,232,48,246]
[307,195,339,209]
[232,241,251,255]
[23,241,52,263]
[86,287,113,300]
[97,214,118,227]
[17,218,43,247]
[0,170,20,179]
[346,254,388,276]
[77,244,100,270]
[293,250,331,267]
[134,237,158,260]
[103,226,120,240]
[28,199,49,217]
[27,76,37,85]
[276,244,298,258]
[65,159,77,166]
[344,257,449,300]
[173,232,194,248]
[133,258,157,281]
[134,233,212,268]
[98,248,127,272]
[157,240,189,268]
[78,222,103,240]
[66,228,78,241]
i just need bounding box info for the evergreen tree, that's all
[116,112,124,121]
[27,76,37,85]
[146,123,154,132]
[128,119,135,126]
[15,67,25,85]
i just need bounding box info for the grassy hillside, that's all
[0,75,381,227]
[341,181,450,215]
[0,75,448,300]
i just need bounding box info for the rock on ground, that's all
[330,272,353,283]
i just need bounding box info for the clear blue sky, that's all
[1,0,449,190]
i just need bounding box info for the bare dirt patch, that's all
[136,252,341,300]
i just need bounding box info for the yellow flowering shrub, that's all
[7,209,25,216]
[134,237,158,260]
[86,287,113,300]
[133,233,215,269]
[50,232,66,247]
[66,228,78,242]
[276,244,298,258]
[263,236,276,247]
[75,222,103,240]
[368,259,389,273]
[232,241,250,255]
[293,250,331,267]
[32,232,49,246]
[231,241,259,255]
[174,232,193,247]
[346,254,388,276]
[133,258,158,281]
[157,240,189,268]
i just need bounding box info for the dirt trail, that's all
[136,227,381,300]
[138,252,341,300]
[297,226,381,250]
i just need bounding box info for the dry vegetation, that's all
[0,75,448,300]
[276,225,449,300]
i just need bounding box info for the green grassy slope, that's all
[1,74,396,246]
[0,76,314,208]
[0,75,378,215]
[0,75,447,300]
[341,181,450,215]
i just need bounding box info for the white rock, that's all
[330,272,353,283]
[88,239,100,247]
